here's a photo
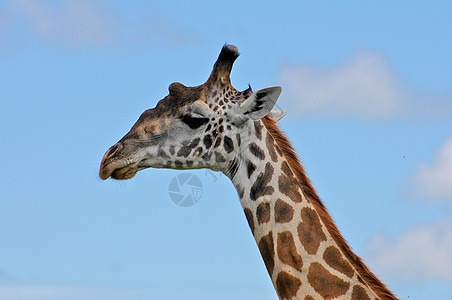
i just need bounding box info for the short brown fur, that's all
[276,271,302,299]
[256,202,271,224]
[352,285,372,300]
[308,262,350,298]
[277,231,303,272]
[258,231,275,277]
[274,198,294,223]
[323,246,355,278]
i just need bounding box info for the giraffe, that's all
[99,45,398,300]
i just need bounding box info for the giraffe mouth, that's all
[108,164,151,180]
[100,159,150,180]
[110,165,140,180]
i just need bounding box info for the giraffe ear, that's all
[240,87,282,120]
[268,108,286,122]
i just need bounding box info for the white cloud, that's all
[280,50,452,119]
[412,136,452,201]
[366,216,452,281]
[280,50,410,118]
[2,0,120,48]
[0,1,201,53]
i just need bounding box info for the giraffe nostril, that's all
[108,143,122,157]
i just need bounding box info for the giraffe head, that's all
[99,45,282,180]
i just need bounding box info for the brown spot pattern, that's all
[244,208,255,235]
[323,246,354,278]
[254,120,263,140]
[177,138,200,157]
[202,152,212,161]
[260,116,398,299]
[256,202,270,224]
[203,134,213,148]
[297,207,327,255]
[276,271,301,300]
[215,152,226,162]
[281,161,293,176]
[351,285,371,300]
[247,161,256,179]
[278,169,302,203]
[274,199,294,223]
[277,231,303,272]
[304,296,315,300]
[307,262,350,298]
[266,132,278,162]
[223,135,234,153]
[158,148,169,159]
[214,137,221,148]
[250,163,274,201]
[249,142,265,160]
[258,231,275,277]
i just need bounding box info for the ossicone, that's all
[207,44,239,84]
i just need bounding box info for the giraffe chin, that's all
[110,163,150,180]
[111,167,139,180]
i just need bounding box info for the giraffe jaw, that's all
[100,151,175,180]
[100,160,136,180]
[100,157,151,180]
[110,164,141,180]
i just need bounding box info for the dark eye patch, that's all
[180,114,209,129]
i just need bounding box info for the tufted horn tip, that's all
[208,44,239,83]
[219,44,239,61]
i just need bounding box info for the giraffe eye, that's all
[179,114,209,129]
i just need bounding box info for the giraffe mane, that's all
[262,115,397,300]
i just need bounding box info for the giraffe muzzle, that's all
[100,140,152,180]
[99,142,130,180]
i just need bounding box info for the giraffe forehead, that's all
[146,72,253,120]
[150,83,249,119]
[144,84,208,118]
[134,107,171,129]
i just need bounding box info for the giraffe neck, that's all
[227,118,394,300]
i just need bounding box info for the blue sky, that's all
[1,1,451,299]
